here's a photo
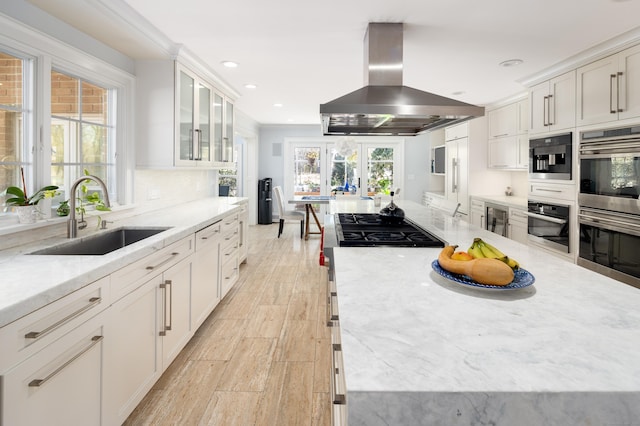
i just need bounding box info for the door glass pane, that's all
[367,147,394,195]
[198,84,211,162]
[179,71,194,161]
[330,147,358,194]
[294,147,321,195]
[213,93,223,161]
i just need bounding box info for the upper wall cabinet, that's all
[135,60,235,169]
[529,71,576,135]
[576,44,640,127]
[487,98,529,170]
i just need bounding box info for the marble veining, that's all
[331,200,640,425]
[0,197,247,328]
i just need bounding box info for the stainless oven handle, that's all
[525,211,567,224]
[579,210,640,236]
[579,140,640,155]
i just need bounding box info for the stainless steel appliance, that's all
[529,132,572,180]
[334,213,444,247]
[577,125,640,288]
[319,23,484,136]
[578,207,640,289]
[579,125,640,214]
[486,202,508,237]
[526,200,570,253]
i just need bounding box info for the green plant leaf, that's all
[5,186,26,198]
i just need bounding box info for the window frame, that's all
[0,18,135,218]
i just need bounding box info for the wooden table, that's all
[288,196,333,240]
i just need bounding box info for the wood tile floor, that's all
[124,223,331,426]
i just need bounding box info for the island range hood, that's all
[320,23,484,136]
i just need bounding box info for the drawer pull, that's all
[146,252,179,270]
[28,335,103,387]
[331,343,346,404]
[25,297,101,340]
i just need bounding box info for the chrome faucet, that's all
[67,175,111,238]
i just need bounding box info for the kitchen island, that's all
[329,200,640,426]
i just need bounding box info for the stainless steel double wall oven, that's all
[578,125,640,288]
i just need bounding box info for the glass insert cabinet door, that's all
[177,67,213,164]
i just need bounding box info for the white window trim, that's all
[0,13,135,206]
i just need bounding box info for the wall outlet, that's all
[148,188,160,200]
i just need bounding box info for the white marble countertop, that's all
[0,197,247,328]
[331,200,640,425]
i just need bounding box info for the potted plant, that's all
[4,184,59,223]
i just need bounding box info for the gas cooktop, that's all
[335,213,445,247]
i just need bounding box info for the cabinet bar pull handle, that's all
[451,158,457,193]
[146,252,179,270]
[28,335,103,387]
[332,343,346,404]
[610,74,617,114]
[537,188,562,193]
[25,297,101,340]
[159,280,172,335]
[543,95,549,126]
[330,294,339,321]
[617,71,624,113]
[547,94,553,126]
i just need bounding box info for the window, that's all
[51,70,114,202]
[0,50,31,195]
[218,167,237,196]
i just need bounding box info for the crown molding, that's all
[518,26,640,87]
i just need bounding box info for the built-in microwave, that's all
[431,145,445,174]
[529,132,572,180]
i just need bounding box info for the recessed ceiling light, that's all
[451,91,465,96]
[221,61,238,68]
[244,84,257,89]
[273,103,283,107]
[287,118,294,122]
[499,59,523,67]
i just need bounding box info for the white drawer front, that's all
[529,183,576,202]
[111,236,194,301]
[0,276,110,372]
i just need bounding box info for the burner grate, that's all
[335,213,444,247]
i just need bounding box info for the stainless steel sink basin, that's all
[29,227,171,255]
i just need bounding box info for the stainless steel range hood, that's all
[320,23,484,136]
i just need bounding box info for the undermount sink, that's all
[29,227,171,256]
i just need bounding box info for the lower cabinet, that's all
[469,198,485,229]
[2,312,106,426]
[192,221,222,330]
[508,207,529,245]
[104,255,193,426]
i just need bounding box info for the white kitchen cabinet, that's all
[488,102,518,138]
[135,59,235,168]
[220,212,240,299]
[469,198,485,229]
[529,71,576,135]
[445,124,469,216]
[2,311,106,426]
[176,64,214,167]
[104,236,194,426]
[508,207,529,245]
[238,202,249,264]
[576,44,640,126]
[192,221,222,330]
[487,99,529,170]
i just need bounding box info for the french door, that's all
[285,138,404,220]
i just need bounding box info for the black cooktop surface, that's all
[335,213,445,247]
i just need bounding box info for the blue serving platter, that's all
[431,260,535,291]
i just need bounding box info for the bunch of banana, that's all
[468,238,520,270]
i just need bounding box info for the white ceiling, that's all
[26,0,640,127]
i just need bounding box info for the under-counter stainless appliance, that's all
[579,125,640,214]
[485,203,508,237]
[578,207,640,289]
[577,125,640,288]
[334,213,444,247]
[526,201,570,253]
[529,132,572,180]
